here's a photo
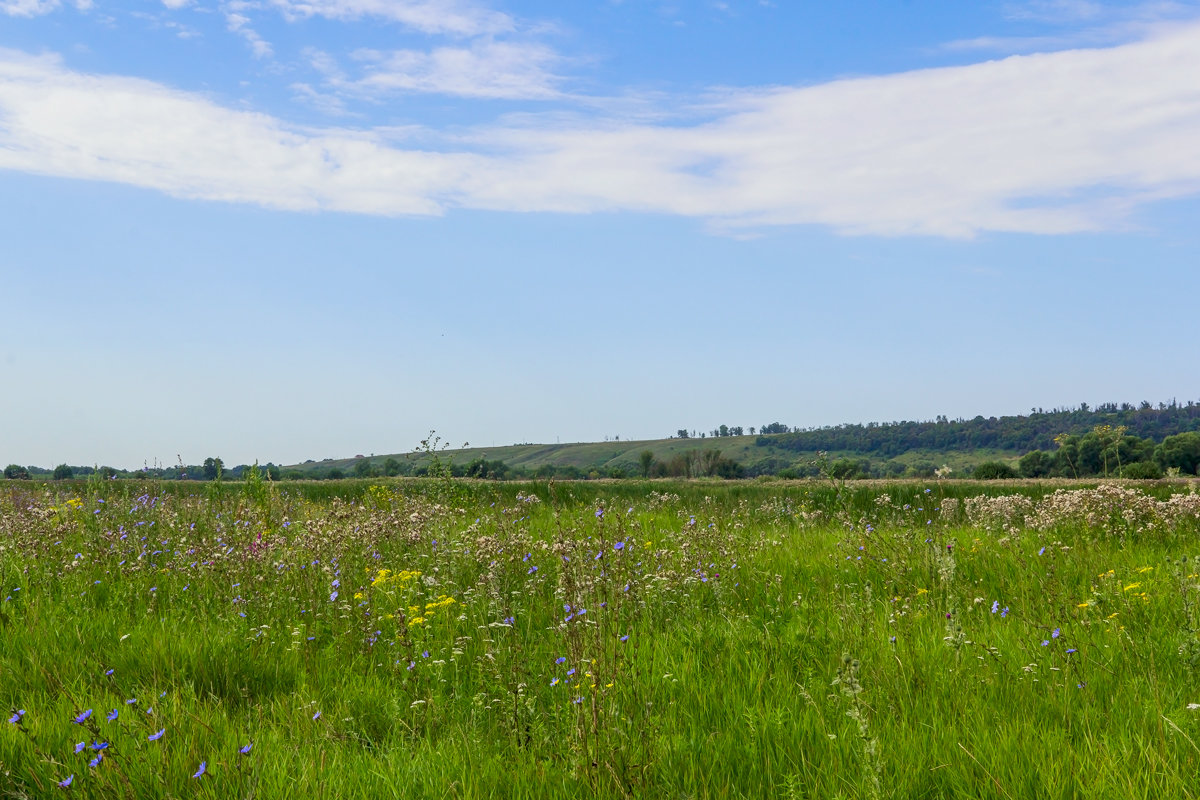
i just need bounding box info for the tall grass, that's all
[2,478,1200,798]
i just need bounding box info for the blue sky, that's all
[2,0,1200,469]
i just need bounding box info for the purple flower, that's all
[1066,648,1077,655]
[422,650,429,658]
[58,775,74,788]
[1041,640,1050,647]
[106,709,118,722]
[613,542,625,551]
[104,669,113,676]
[555,656,566,664]
[330,591,338,602]
[7,709,24,724]
[192,761,206,779]
[88,752,103,768]
[620,635,629,642]
[1052,628,1060,639]
[991,601,999,614]
[313,711,321,721]
[595,508,604,519]
[90,741,108,751]
[239,743,253,755]
[74,742,85,753]
[148,729,164,741]
[72,709,93,724]
[1001,607,1009,618]
[1038,547,1046,556]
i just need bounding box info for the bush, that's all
[4,464,30,480]
[1122,461,1163,480]
[53,464,75,480]
[973,461,1019,480]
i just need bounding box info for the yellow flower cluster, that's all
[370,568,421,588]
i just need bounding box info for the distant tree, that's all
[760,422,790,435]
[730,426,744,437]
[326,468,345,480]
[203,457,224,481]
[4,464,30,480]
[263,463,281,481]
[749,427,756,435]
[676,429,690,439]
[353,459,374,478]
[1018,450,1053,478]
[383,457,402,477]
[97,465,118,479]
[53,464,75,480]
[973,461,1019,480]
[718,425,729,437]
[1155,432,1200,475]
[828,459,864,479]
[639,450,654,479]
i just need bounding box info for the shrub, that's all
[1122,461,1163,480]
[973,461,1019,480]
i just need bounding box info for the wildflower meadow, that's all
[3,472,1200,798]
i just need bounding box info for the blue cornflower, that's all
[566,668,576,676]
[72,709,93,724]
[422,650,429,658]
[1041,640,1050,647]
[7,709,24,724]
[1066,648,1077,655]
[192,761,206,779]
[313,711,321,721]
[104,669,114,676]
[613,541,625,551]
[74,742,85,753]
[331,579,339,589]
[502,616,514,625]
[1052,628,1061,639]
[330,591,338,602]
[555,656,566,664]
[125,699,137,705]
[991,601,999,614]
[89,752,103,768]
[1038,547,1046,556]
[239,743,253,755]
[550,677,559,687]
[106,709,118,722]
[148,729,164,741]
[58,775,74,788]
[90,741,108,751]
[595,508,604,519]
[620,635,629,642]
[1001,607,1009,618]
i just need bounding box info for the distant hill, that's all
[280,399,1200,480]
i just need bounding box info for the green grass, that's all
[3,479,1200,798]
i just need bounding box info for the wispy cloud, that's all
[1,0,87,16]
[225,9,273,58]
[264,0,513,36]
[334,40,564,100]
[944,0,1200,53]
[3,23,1200,236]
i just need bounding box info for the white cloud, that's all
[265,0,513,36]
[342,40,563,99]
[3,24,1200,236]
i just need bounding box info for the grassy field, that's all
[3,475,1200,798]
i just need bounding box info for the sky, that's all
[2,0,1200,469]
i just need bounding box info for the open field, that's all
[4,476,1200,798]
